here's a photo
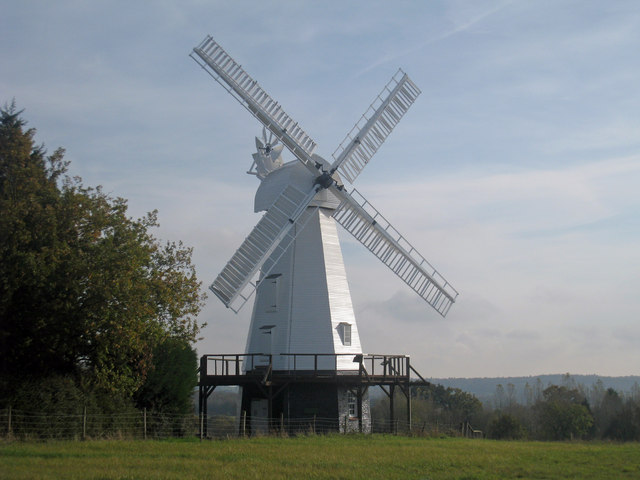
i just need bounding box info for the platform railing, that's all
[199,353,411,381]
[200,353,271,377]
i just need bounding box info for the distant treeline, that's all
[368,374,640,441]
[202,377,640,441]
[429,374,640,404]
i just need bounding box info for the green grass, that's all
[1,435,640,479]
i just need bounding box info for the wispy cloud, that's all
[355,0,513,77]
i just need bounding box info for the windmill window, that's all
[339,322,352,346]
[264,274,281,313]
[347,391,357,417]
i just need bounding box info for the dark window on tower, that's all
[347,391,357,417]
[338,322,352,346]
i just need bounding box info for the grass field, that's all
[1,435,639,479]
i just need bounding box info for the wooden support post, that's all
[203,386,211,438]
[407,385,412,433]
[199,355,207,439]
[267,385,273,433]
[389,384,395,434]
[198,385,203,424]
[200,355,207,376]
[357,386,363,433]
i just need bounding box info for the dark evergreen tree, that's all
[0,103,206,408]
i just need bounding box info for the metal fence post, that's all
[82,406,87,441]
[7,406,11,437]
[143,408,147,440]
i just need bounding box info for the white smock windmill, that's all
[190,35,458,431]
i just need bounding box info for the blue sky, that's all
[2,0,639,377]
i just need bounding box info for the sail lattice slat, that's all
[331,70,421,184]
[332,189,458,317]
[191,36,317,167]
[210,184,317,312]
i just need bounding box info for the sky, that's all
[2,0,639,378]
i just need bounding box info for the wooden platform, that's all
[198,353,430,435]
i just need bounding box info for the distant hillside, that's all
[428,374,640,405]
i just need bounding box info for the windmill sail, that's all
[210,184,318,312]
[331,70,421,184]
[332,188,458,316]
[193,35,458,318]
[191,36,318,171]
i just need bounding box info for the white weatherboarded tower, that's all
[191,36,458,432]
[246,140,363,373]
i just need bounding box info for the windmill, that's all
[191,36,458,433]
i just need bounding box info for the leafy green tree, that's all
[417,384,483,424]
[487,413,526,440]
[604,401,640,441]
[135,337,198,414]
[0,103,206,404]
[371,383,483,432]
[534,385,594,440]
[593,388,623,438]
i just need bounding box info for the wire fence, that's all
[0,408,470,441]
[1,408,198,440]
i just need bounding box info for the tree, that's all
[534,385,593,440]
[493,384,506,410]
[593,388,623,438]
[135,337,198,414]
[0,103,206,404]
[384,383,484,429]
[487,413,526,440]
[524,382,534,407]
[604,401,640,441]
[506,383,517,409]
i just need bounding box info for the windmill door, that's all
[250,399,269,434]
[257,325,275,366]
